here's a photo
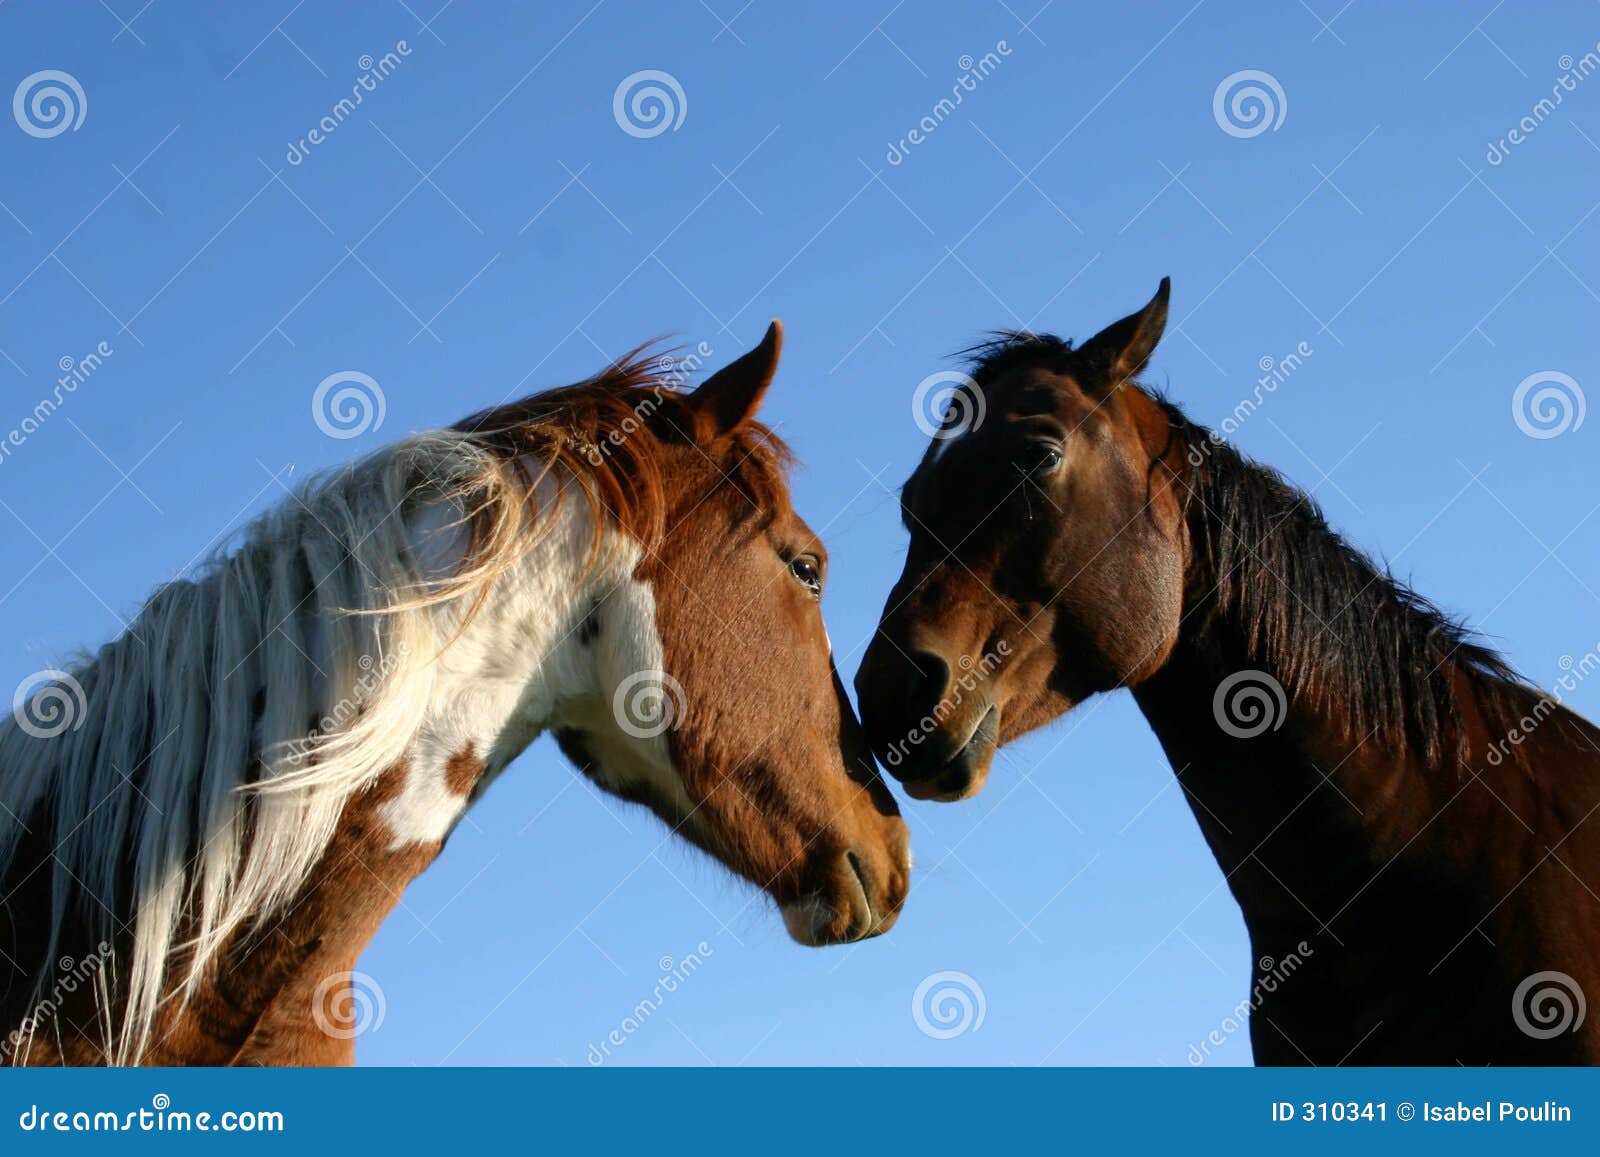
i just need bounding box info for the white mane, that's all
[0,426,567,1064]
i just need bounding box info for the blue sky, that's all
[1,1,1597,1066]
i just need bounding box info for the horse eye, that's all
[1023,444,1064,475]
[788,555,822,595]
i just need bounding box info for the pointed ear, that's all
[1080,277,1170,387]
[688,321,782,440]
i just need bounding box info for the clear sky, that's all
[1,1,1597,1066]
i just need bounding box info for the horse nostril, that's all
[907,650,950,713]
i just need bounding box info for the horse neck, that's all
[201,495,657,1063]
[1129,624,1407,933]
[78,491,652,1066]
[1124,459,1461,939]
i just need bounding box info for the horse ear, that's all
[688,321,782,440]
[1081,277,1170,388]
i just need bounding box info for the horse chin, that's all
[902,704,999,802]
[779,849,891,946]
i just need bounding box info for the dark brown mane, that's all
[1161,399,1524,768]
[455,346,794,552]
[962,329,1078,383]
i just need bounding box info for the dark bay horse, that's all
[1,323,908,1065]
[856,280,1600,1064]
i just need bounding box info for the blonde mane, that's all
[0,350,788,1065]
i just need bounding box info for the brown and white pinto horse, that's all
[857,280,1600,1064]
[1,323,908,1065]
